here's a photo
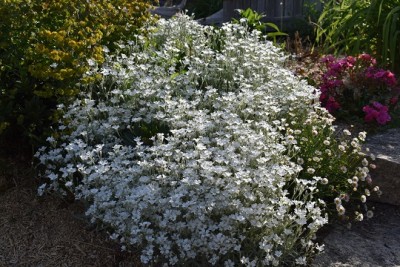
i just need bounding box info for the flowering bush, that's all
[36,15,377,266]
[319,54,400,125]
[0,0,154,147]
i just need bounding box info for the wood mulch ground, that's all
[0,156,142,267]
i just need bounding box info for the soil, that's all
[0,157,141,267]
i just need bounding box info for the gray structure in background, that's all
[153,0,324,31]
[223,0,304,21]
[200,0,324,30]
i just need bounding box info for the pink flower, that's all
[321,55,335,64]
[390,96,398,105]
[325,96,341,113]
[318,54,397,126]
[363,102,391,125]
[358,54,377,65]
[364,67,376,79]
[363,105,378,123]
[329,60,347,73]
[372,101,385,109]
[364,68,397,87]
[376,110,391,125]
[346,56,356,65]
[383,71,397,87]
[359,53,372,61]
[373,70,386,79]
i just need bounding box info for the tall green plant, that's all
[233,8,287,44]
[316,0,400,73]
[382,6,400,72]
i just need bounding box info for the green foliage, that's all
[233,8,288,44]
[303,0,323,23]
[382,6,400,72]
[0,0,154,149]
[316,0,400,73]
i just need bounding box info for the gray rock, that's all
[312,202,400,267]
[365,128,400,206]
[312,128,400,267]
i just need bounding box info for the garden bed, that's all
[1,1,399,264]
[1,159,399,266]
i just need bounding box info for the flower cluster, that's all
[36,15,377,266]
[363,102,391,125]
[281,107,379,221]
[319,54,400,125]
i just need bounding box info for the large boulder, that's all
[365,128,400,205]
[312,202,400,266]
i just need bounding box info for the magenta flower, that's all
[318,53,398,127]
[359,53,372,61]
[365,67,397,87]
[358,53,377,65]
[383,71,397,87]
[320,55,335,63]
[376,110,391,125]
[325,96,341,113]
[362,105,378,123]
[372,101,385,109]
[390,96,398,105]
[362,102,391,125]
[346,56,356,66]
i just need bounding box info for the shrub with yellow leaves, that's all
[0,0,155,149]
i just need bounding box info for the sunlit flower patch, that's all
[36,15,378,266]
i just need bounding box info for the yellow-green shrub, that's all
[0,0,155,148]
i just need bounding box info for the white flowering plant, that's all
[36,15,378,266]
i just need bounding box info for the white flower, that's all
[362,158,368,167]
[369,164,376,169]
[343,129,351,136]
[87,58,96,66]
[307,168,315,174]
[33,15,375,266]
[295,256,307,265]
[337,205,346,215]
[358,131,367,141]
[341,166,348,173]
[321,178,329,185]
[365,189,371,196]
[366,210,374,218]
[360,195,367,203]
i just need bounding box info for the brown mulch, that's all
[0,157,142,267]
